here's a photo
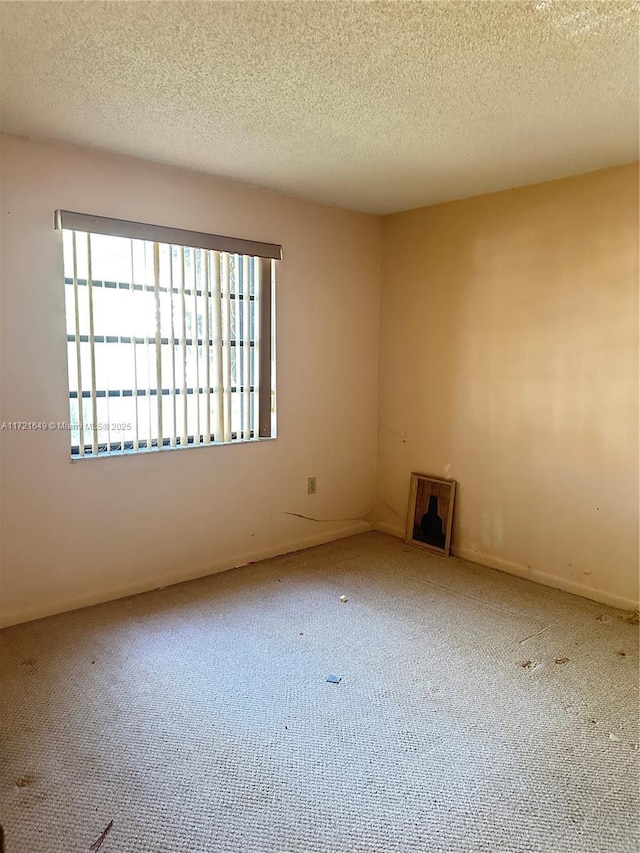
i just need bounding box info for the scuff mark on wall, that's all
[493,510,504,548]
[380,422,408,445]
[283,510,374,524]
[381,499,401,517]
[481,508,504,548]
[481,512,492,548]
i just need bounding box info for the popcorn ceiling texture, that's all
[1,0,637,213]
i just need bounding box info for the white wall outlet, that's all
[308,477,317,495]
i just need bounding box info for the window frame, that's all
[55,210,280,459]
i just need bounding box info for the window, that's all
[55,211,279,458]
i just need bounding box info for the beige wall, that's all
[376,164,639,608]
[0,134,381,626]
[1,136,637,626]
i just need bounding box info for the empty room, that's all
[0,2,638,852]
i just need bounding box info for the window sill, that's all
[70,434,276,462]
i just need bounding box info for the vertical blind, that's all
[55,211,278,458]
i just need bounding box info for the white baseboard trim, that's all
[1,521,372,628]
[371,522,639,611]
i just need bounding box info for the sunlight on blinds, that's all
[62,229,270,457]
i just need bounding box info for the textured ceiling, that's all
[1,1,638,214]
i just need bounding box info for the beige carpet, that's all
[1,531,638,853]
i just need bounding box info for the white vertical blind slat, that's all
[221,252,232,442]
[253,253,262,436]
[104,341,112,452]
[153,242,163,447]
[203,251,212,444]
[129,241,140,452]
[179,247,188,446]
[168,248,177,448]
[211,251,224,442]
[250,259,257,434]
[233,254,243,438]
[86,233,99,455]
[143,244,153,447]
[242,255,251,439]
[71,232,85,456]
[192,250,201,444]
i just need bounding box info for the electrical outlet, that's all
[308,477,317,495]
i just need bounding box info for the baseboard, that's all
[371,521,639,611]
[0,521,372,628]
[373,520,405,538]
[452,545,639,610]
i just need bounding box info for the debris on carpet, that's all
[89,820,113,852]
[519,626,551,644]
